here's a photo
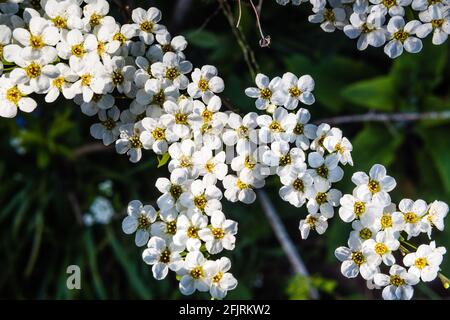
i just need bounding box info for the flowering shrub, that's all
[275,0,450,58]
[0,0,448,300]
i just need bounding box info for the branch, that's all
[171,0,193,29]
[218,0,259,79]
[257,189,320,299]
[315,111,450,125]
[73,143,114,158]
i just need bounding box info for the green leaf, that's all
[157,152,170,168]
[341,76,396,111]
[417,127,450,194]
[183,30,220,49]
[84,231,107,299]
[106,227,152,299]
[351,124,404,171]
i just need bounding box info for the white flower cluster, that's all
[0,0,355,299]
[275,0,450,58]
[335,163,449,300]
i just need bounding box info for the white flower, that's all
[44,0,83,31]
[306,179,342,218]
[262,141,306,177]
[352,164,397,206]
[344,12,386,50]
[150,209,179,242]
[339,193,382,225]
[192,147,228,182]
[173,211,208,252]
[142,236,184,280]
[307,152,344,185]
[198,211,238,254]
[374,203,402,236]
[12,16,59,56]
[373,265,419,300]
[10,48,59,93]
[299,213,328,239]
[272,72,315,109]
[135,78,178,106]
[244,73,281,110]
[89,196,114,224]
[257,107,296,143]
[205,257,238,299]
[423,200,448,237]
[288,108,317,150]
[121,200,157,247]
[70,54,110,102]
[384,17,423,59]
[369,0,412,17]
[82,0,115,31]
[412,0,449,11]
[223,173,264,204]
[231,144,269,181]
[0,75,36,118]
[103,56,136,94]
[308,7,347,32]
[151,52,192,89]
[279,171,314,207]
[392,198,429,239]
[363,232,400,266]
[115,123,144,163]
[75,93,115,116]
[56,29,96,64]
[222,112,258,147]
[140,117,177,154]
[147,30,188,61]
[155,169,192,213]
[90,106,121,145]
[160,99,193,140]
[403,241,446,282]
[323,127,353,165]
[0,25,12,75]
[335,242,380,280]
[168,139,198,178]
[309,123,331,153]
[131,7,165,45]
[45,63,78,103]
[178,251,210,295]
[179,179,222,216]
[187,65,224,100]
[416,5,450,45]
[348,220,379,247]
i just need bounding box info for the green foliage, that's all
[286,274,337,300]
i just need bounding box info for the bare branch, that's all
[249,0,270,47]
[315,111,450,125]
[257,189,320,299]
[73,143,114,158]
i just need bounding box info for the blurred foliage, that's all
[0,0,450,300]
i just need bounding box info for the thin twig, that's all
[249,0,270,47]
[315,110,450,125]
[236,0,242,27]
[73,143,114,158]
[257,189,320,300]
[219,0,259,79]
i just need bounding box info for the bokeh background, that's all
[1,0,449,299]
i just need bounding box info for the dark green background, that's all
[0,0,449,299]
